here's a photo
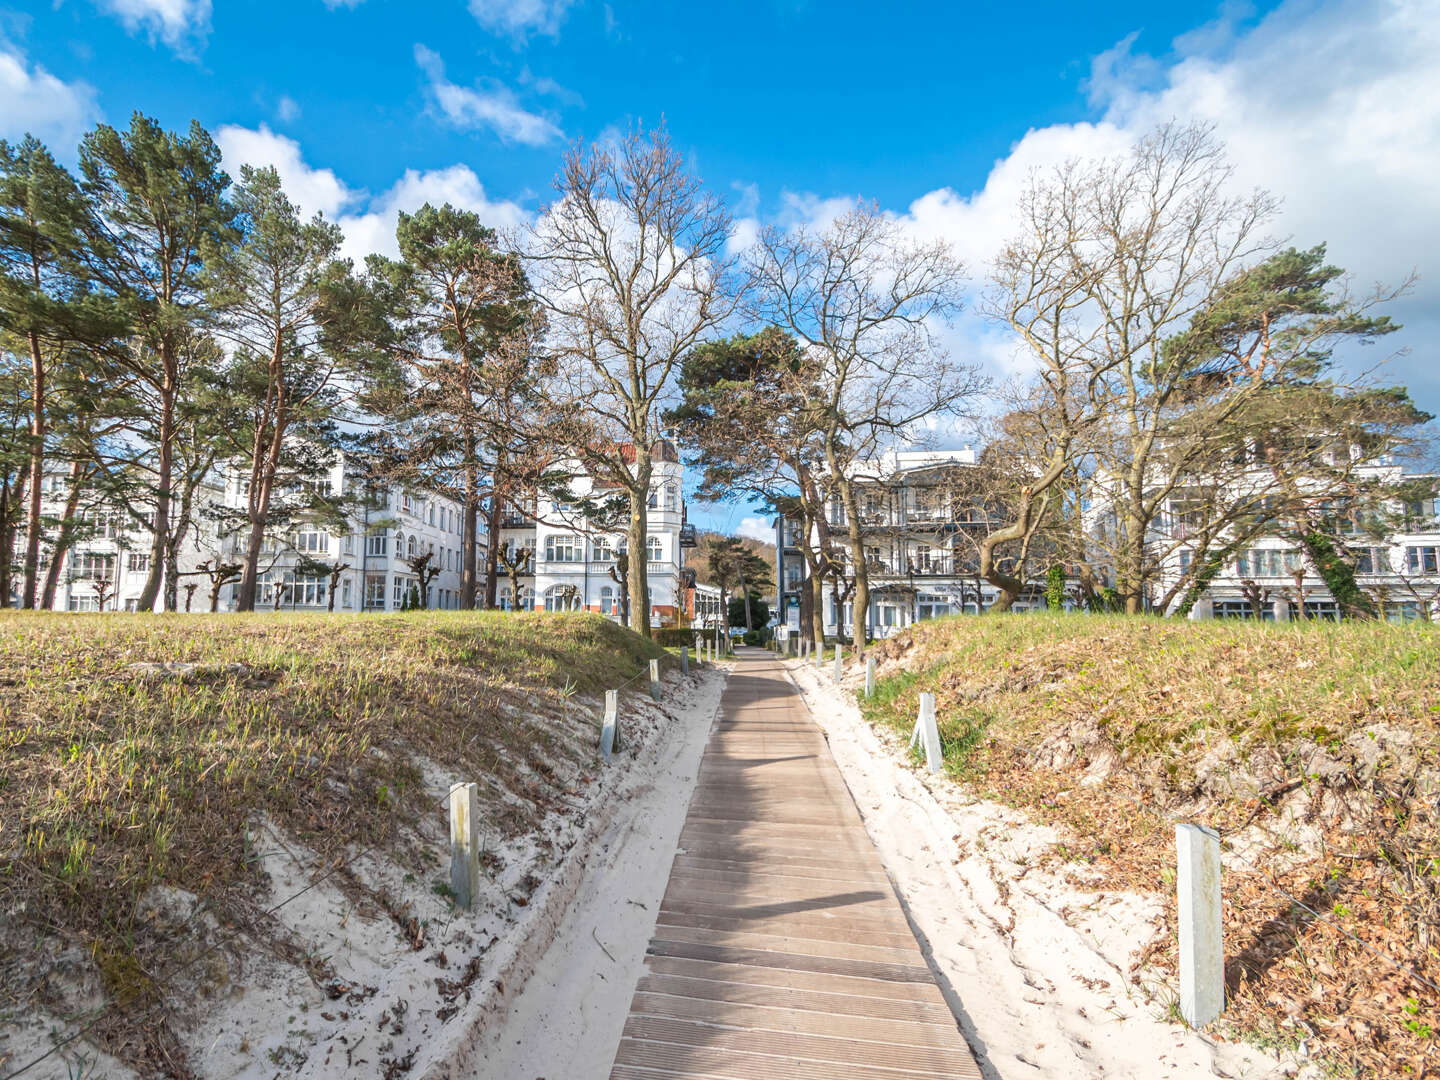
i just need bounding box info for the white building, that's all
[27,442,698,622]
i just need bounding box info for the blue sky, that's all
[3,0,1437,539]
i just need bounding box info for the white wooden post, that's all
[912,692,943,774]
[600,689,619,762]
[681,646,689,675]
[865,657,876,698]
[815,641,823,669]
[449,782,480,908]
[649,659,661,701]
[1176,824,1224,1028]
[833,644,843,684]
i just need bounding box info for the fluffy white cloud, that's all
[275,95,301,123]
[336,165,530,265]
[468,0,575,40]
[212,124,530,266]
[96,0,212,55]
[214,123,357,219]
[0,42,99,153]
[414,44,563,146]
[770,0,1440,406]
[735,516,776,544]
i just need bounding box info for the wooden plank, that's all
[608,649,980,1080]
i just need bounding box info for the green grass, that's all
[0,610,669,1036]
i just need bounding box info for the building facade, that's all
[25,444,696,624]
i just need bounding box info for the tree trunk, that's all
[21,330,45,609]
[461,452,478,609]
[137,373,175,612]
[483,496,501,609]
[838,479,869,658]
[627,454,653,639]
[41,460,84,609]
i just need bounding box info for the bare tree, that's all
[528,124,736,638]
[747,203,981,657]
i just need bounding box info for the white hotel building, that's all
[28,444,698,623]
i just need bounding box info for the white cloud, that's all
[212,124,530,266]
[0,42,99,153]
[214,123,358,219]
[736,516,776,544]
[321,0,365,7]
[414,44,563,146]
[96,0,211,55]
[766,0,1440,407]
[276,95,301,123]
[336,165,530,265]
[468,0,575,40]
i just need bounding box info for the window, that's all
[365,574,387,610]
[1356,547,1391,574]
[287,573,327,606]
[401,492,416,515]
[646,536,663,564]
[544,585,581,612]
[599,585,618,616]
[500,584,532,611]
[365,530,389,557]
[1303,600,1342,621]
[78,509,123,540]
[545,535,582,563]
[593,537,616,562]
[343,533,355,556]
[1178,549,1193,574]
[647,487,659,509]
[1386,601,1425,623]
[127,552,150,573]
[428,505,436,526]
[407,534,419,559]
[66,594,100,612]
[664,483,679,512]
[72,552,114,580]
[1237,549,1292,577]
[294,529,329,554]
[342,578,352,609]
[914,544,931,570]
[1407,546,1440,575]
[393,577,415,606]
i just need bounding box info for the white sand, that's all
[785,657,1304,1080]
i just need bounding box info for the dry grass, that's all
[861,613,1440,1078]
[0,610,669,1074]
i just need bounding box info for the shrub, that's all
[742,628,768,646]
[654,627,698,648]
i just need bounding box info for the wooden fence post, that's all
[1176,823,1224,1028]
[865,657,876,698]
[910,692,943,774]
[649,659,661,701]
[600,689,620,762]
[681,646,689,675]
[833,644,843,684]
[449,782,480,908]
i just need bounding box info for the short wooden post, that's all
[1176,824,1224,1028]
[681,646,689,675]
[865,657,876,698]
[833,644,843,684]
[600,689,619,762]
[912,692,943,774]
[449,782,480,908]
[815,642,823,669]
[649,659,661,701]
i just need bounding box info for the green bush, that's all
[654,628,698,648]
[742,628,768,646]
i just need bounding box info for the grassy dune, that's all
[861,613,1440,1077]
[0,611,669,1046]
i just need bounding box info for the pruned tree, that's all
[366,202,542,610]
[747,203,981,656]
[74,114,237,611]
[0,137,93,608]
[204,164,359,612]
[406,550,441,609]
[195,557,243,612]
[528,123,736,639]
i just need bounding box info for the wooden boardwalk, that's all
[609,648,980,1079]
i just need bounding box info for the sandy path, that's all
[784,656,1301,1080]
[461,661,728,1079]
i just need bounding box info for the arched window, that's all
[407,534,419,558]
[544,585,580,612]
[646,536,663,564]
[599,585,616,616]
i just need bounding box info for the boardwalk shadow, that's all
[727,889,889,921]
